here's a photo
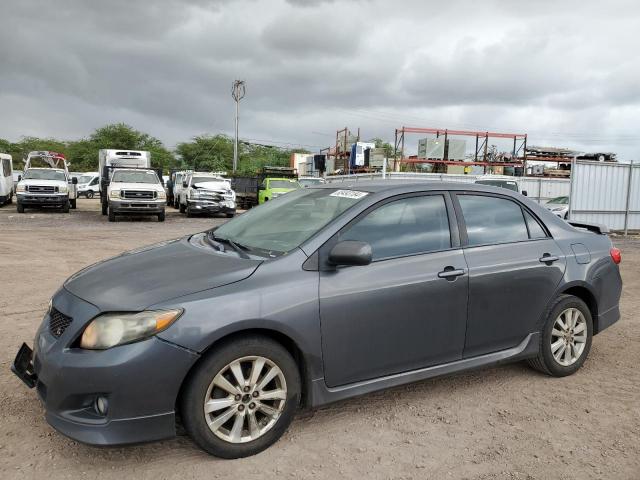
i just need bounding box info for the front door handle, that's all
[438,267,465,280]
[539,254,560,264]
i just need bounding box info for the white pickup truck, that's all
[178,172,236,217]
[106,168,166,222]
[15,151,78,213]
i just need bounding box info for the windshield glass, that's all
[547,196,569,204]
[213,188,369,254]
[78,174,95,184]
[192,176,225,185]
[23,169,66,181]
[270,179,300,189]
[112,170,159,184]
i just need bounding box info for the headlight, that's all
[17,184,26,192]
[189,190,200,198]
[109,190,121,198]
[158,191,166,199]
[79,309,183,350]
[59,185,68,193]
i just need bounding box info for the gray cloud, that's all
[0,0,639,158]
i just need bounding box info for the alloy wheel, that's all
[550,308,587,367]
[203,355,287,444]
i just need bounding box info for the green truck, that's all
[230,166,301,209]
[258,177,301,204]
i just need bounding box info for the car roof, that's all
[313,180,521,196]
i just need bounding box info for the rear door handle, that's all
[539,254,559,263]
[438,268,465,279]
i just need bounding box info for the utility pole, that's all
[231,80,246,173]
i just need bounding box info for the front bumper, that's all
[17,193,68,206]
[188,199,235,215]
[12,289,199,446]
[110,199,165,214]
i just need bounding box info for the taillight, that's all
[610,247,621,265]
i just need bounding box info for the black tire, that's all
[108,206,116,222]
[527,294,593,377]
[61,201,70,213]
[180,335,301,459]
[158,210,165,222]
[226,213,235,218]
[186,205,193,218]
[86,190,94,199]
[174,198,179,209]
[17,202,24,213]
[179,202,186,213]
[101,202,108,215]
[70,199,77,209]
[7,192,12,204]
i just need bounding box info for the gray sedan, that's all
[12,182,622,458]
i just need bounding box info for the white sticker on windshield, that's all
[330,189,369,199]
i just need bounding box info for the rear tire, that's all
[86,190,94,199]
[181,336,300,458]
[527,294,592,377]
[108,206,116,222]
[7,192,13,204]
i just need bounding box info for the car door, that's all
[318,192,469,388]
[452,193,567,358]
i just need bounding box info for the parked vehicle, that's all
[99,149,151,215]
[475,178,527,196]
[0,153,13,206]
[105,168,166,222]
[231,166,298,209]
[15,151,78,213]
[11,182,622,458]
[76,172,100,199]
[545,196,569,219]
[298,177,326,188]
[178,172,236,218]
[258,178,301,204]
[169,170,191,209]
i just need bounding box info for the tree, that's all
[175,135,234,172]
[5,137,70,170]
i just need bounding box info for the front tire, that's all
[179,202,186,213]
[108,206,116,222]
[101,201,107,215]
[70,199,77,209]
[158,210,165,222]
[61,201,70,213]
[527,295,592,377]
[86,190,94,199]
[181,336,301,459]
[17,202,24,213]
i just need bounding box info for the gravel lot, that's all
[1,199,638,480]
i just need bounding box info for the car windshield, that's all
[547,196,569,204]
[112,170,158,184]
[213,188,369,254]
[78,175,95,184]
[299,178,323,187]
[192,176,225,185]
[270,179,300,189]
[23,169,66,181]
[476,180,518,191]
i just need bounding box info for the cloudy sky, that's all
[1,0,639,158]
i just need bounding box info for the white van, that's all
[0,154,13,206]
[76,172,100,198]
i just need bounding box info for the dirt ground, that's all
[0,198,638,480]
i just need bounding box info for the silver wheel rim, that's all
[551,308,587,367]
[203,355,287,444]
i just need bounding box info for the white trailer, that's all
[0,153,13,206]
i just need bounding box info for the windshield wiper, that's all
[208,232,252,259]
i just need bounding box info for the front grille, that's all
[27,185,56,193]
[122,190,155,200]
[198,192,224,202]
[49,308,73,338]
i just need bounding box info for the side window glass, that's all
[2,160,9,177]
[340,195,451,260]
[90,177,99,186]
[524,210,547,239]
[458,195,529,246]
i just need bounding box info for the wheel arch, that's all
[558,282,600,333]
[176,327,312,413]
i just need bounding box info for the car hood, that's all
[19,179,67,187]
[63,237,262,311]
[194,181,231,191]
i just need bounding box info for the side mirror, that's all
[183,181,188,188]
[72,177,78,184]
[521,190,528,196]
[328,240,372,267]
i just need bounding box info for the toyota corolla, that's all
[12,182,622,458]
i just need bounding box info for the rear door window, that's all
[340,195,451,260]
[458,195,529,246]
